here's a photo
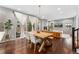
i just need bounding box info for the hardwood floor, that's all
[0,38,75,54]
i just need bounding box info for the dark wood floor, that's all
[0,38,76,54]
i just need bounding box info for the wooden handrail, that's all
[75,28,79,31]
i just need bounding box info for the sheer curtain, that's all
[29,16,39,31]
[14,12,27,38]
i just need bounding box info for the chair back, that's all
[29,32,36,44]
[25,31,30,40]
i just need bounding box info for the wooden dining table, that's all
[32,31,53,52]
[33,31,53,39]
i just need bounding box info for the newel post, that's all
[72,27,76,52]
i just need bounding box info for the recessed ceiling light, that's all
[17,8,21,10]
[57,8,61,11]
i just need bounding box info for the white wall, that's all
[50,17,74,34]
[63,18,74,34]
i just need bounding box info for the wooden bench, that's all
[46,32,61,40]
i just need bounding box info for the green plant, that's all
[4,19,13,39]
[4,19,13,32]
[27,21,32,31]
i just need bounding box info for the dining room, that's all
[0,5,79,54]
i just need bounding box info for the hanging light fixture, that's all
[38,5,43,30]
[38,5,41,18]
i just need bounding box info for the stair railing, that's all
[72,27,79,52]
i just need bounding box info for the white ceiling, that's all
[1,5,77,21]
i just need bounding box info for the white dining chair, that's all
[29,32,41,53]
[25,31,30,40]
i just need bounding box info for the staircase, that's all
[72,27,79,53]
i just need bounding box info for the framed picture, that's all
[54,23,63,27]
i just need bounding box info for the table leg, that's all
[34,44,36,53]
[38,41,45,52]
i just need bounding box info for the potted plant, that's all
[4,19,13,40]
[27,21,32,31]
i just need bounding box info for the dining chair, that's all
[29,32,41,53]
[25,31,30,42]
[25,31,33,51]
